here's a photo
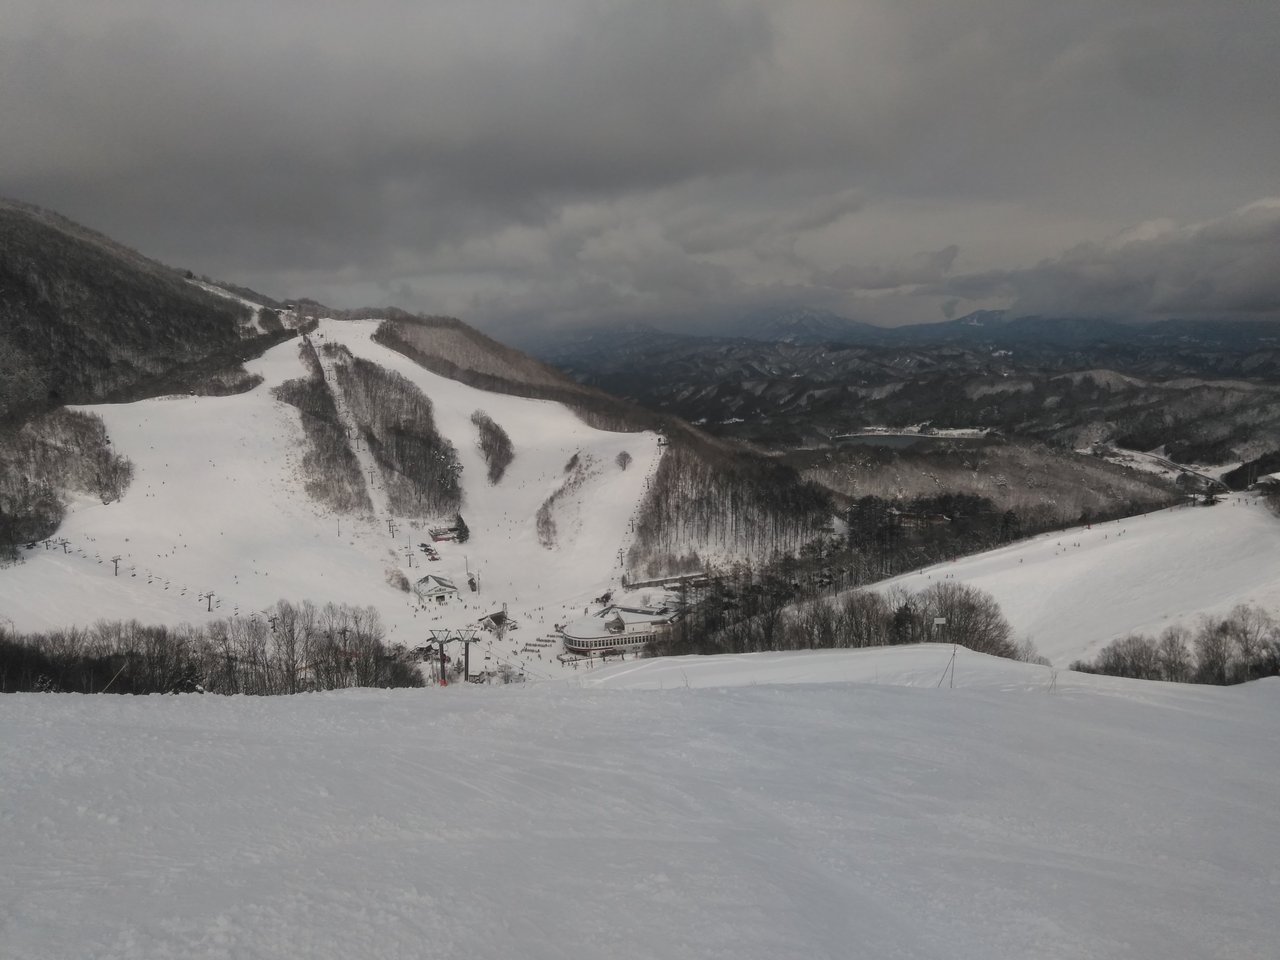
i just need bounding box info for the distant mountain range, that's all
[527,304,1280,464]
[526,307,1280,356]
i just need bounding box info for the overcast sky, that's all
[2,0,1277,336]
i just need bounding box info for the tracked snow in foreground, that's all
[3,647,1278,960]
[874,494,1280,666]
[574,642,1058,690]
[0,319,660,674]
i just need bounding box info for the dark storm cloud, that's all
[1,1,1277,331]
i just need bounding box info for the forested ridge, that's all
[0,198,285,421]
[0,409,134,559]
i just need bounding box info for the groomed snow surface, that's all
[4,646,1278,960]
[875,494,1280,665]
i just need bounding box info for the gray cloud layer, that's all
[938,201,1280,319]
[2,1,1277,334]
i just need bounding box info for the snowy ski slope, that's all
[7,306,1280,679]
[875,494,1280,666]
[4,647,1278,960]
[0,319,660,674]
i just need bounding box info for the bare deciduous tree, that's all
[0,600,421,694]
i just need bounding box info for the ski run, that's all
[3,646,1278,959]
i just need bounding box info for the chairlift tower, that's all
[456,628,480,681]
[428,628,455,686]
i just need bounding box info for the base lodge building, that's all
[558,603,681,655]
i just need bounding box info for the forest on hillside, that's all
[272,339,372,514]
[0,200,278,421]
[0,409,134,560]
[627,437,834,577]
[330,348,463,518]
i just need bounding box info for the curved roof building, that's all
[558,604,680,655]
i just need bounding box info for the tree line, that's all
[272,339,372,514]
[0,408,133,560]
[0,600,422,695]
[628,437,834,577]
[1070,604,1280,685]
[651,578,1038,663]
[331,351,463,517]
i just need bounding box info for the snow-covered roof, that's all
[415,574,458,592]
[560,604,677,640]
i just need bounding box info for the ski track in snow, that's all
[3,647,1278,960]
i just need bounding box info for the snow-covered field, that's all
[1,319,661,676]
[876,495,1280,666]
[4,646,1278,959]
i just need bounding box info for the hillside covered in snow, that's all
[1,318,667,673]
[874,494,1280,666]
[4,646,1278,959]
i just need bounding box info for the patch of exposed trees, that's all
[272,341,371,514]
[187,364,263,397]
[794,439,1177,529]
[651,577,1036,663]
[628,437,833,577]
[471,410,514,484]
[536,452,595,549]
[0,409,133,560]
[0,600,423,695]
[845,493,1028,579]
[840,489,1189,585]
[1071,604,1280,685]
[332,353,463,517]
